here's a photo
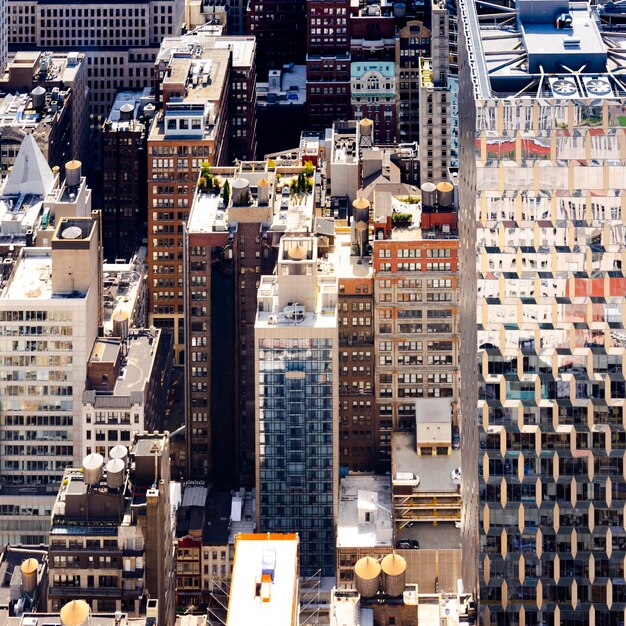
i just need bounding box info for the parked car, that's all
[452,426,461,450]
[396,539,419,549]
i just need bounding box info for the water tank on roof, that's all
[436,181,454,208]
[21,558,38,594]
[83,453,104,486]
[354,557,381,598]
[421,182,437,208]
[381,553,406,597]
[60,600,90,626]
[31,86,46,110]
[106,458,125,489]
[257,178,270,205]
[394,1,406,16]
[119,102,134,122]
[109,445,129,463]
[112,307,129,341]
[232,178,250,206]
[352,197,370,224]
[65,160,82,188]
[359,118,373,138]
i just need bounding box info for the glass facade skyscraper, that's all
[255,236,339,576]
[458,0,626,622]
[257,337,336,574]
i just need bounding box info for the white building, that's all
[226,534,300,626]
[0,216,100,544]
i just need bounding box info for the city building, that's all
[255,235,338,575]
[246,0,306,76]
[256,65,307,156]
[371,186,458,435]
[305,0,351,132]
[336,475,393,585]
[102,250,149,334]
[0,546,48,617]
[349,0,396,63]
[7,0,185,119]
[175,483,209,607]
[350,61,397,145]
[328,225,378,472]
[458,0,626,622]
[0,51,88,169]
[395,20,430,144]
[149,32,231,363]
[0,200,100,544]
[328,587,476,626]
[1,602,159,626]
[225,534,300,626]
[418,0,453,184]
[82,329,173,458]
[102,90,155,261]
[211,35,257,161]
[184,161,315,483]
[47,433,175,625]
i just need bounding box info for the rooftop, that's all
[102,249,146,332]
[84,330,161,401]
[392,432,461,493]
[227,534,299,626]
[327,231,375,280]
[257,65,307,106]
[1,614,155,626]
[212,36,256,68]
[105,89,155,131]
[460,0,626,98]
[1,51,84,88]
[1,249,54,300]
[337,476,393,548]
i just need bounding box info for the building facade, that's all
[306,0,351,132]
[255,236,338,575]
[7,0,184,119]
[459,0,626,622]
[47,433,175,625]
[102,90,154,261]
[148,32,231,363]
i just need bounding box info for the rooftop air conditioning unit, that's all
[550,78,578,98]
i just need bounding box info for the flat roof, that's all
[213,37,255,68]
[337,476,393,548]
[461,0,625,98]
[187,191,225,233]
[227,535,299,626]
[327,232,374,280]
[2,250,54,300]
[392,433,461,493]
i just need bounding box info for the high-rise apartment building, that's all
[255,235,338,575]
[149,32,231,363]
[184,162,315,484]
[48,432,175,625]
[458,0,626,622]
[7,0,184,119]
[102,90,154,261]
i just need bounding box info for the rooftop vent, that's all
[550,78,578,98]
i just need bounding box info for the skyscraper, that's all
[459,0,626,622]
[255,235,338,575]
